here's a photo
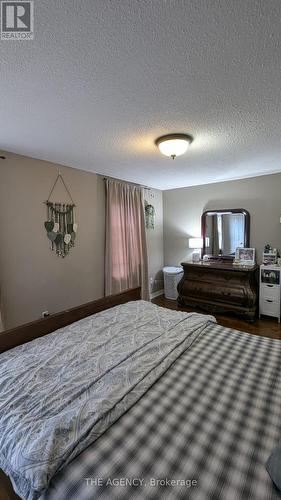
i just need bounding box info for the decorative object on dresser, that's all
[202,208,250,260]
[259,265,281,323]
[262,244,278,265]
[178,261,259,321]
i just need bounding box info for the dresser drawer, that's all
[260,283,280,301]
[184,281,247,305]
[260,298,280,317]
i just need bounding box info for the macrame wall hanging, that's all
[44,172,77,258]
[145,199,156,230]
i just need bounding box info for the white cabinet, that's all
[259,265,281,322]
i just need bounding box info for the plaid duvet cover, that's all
[43,322,281,500]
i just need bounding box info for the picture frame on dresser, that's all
[235,247,256,266]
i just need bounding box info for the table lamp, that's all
[189,238,203,262]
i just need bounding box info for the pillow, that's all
[266,442,281,491]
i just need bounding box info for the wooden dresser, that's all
[177,261,259,321]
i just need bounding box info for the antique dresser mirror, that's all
[201,208,250,260]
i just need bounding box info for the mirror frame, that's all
[201,208,250,260]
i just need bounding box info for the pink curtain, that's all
[105,179,149,300]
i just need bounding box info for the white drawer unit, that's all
[259,265,281,322]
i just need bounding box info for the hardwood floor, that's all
[152,295,281,340]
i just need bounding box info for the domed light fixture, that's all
[155,133,193,160]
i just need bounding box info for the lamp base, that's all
[192,252,201,262]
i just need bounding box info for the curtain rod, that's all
[101,175,151,191]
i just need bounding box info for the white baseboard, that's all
[150,289,164,300]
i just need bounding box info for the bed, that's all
[1,289,281,500]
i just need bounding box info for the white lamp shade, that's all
[156,134,193,159]
[189,237,203,249]
[158,138,190,158]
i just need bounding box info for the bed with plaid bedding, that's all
[43,320,281,500]
[0,300,214,499]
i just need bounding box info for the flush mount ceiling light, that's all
[155,133,193,160]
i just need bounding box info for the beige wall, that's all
[163,173,281,266]
[145,188,164,295]
[0,153,105,329]
[3,152,277,329]
[0,153,164,329]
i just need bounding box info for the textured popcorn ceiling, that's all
[0,0,281,190]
